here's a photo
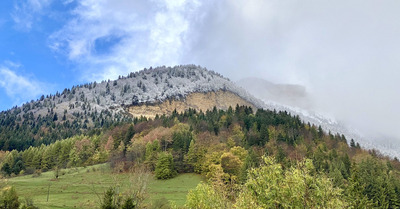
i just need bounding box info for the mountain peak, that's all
[0,65,263,150]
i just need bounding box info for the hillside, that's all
[2,106,400,208]
[3,164,202,208]
[0,64,399,207]
[0,65,262,151]
[1,65,261,124]
[1,64,398,159]
[237,78,400,158]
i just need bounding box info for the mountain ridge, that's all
[1,65,264,124]
[0,65,263,150]
[0,64,398,158]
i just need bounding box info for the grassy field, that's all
[0,164,203,208]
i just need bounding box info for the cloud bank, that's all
[184,0,400,141]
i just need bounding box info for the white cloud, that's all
[0,66,47,105]
[49,0,200,82]
[11,0,52,31]
[181,0,400,141]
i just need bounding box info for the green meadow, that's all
[1,164,203,208]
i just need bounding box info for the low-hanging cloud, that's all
[181,0,400,142]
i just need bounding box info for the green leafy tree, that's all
[155,152,177,180]
[186,183,230,209]
[145,140,160,170]
[171,123,193,153]
[234,157,347,208]
[348,157,400,208]
[185,139,206,173]
[230,146,247,161]
[1,162,11,176]
[220,152,242,176]
[346,170,374,209]
[124,125,135,146]
[229,125,245,146]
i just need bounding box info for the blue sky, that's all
[0,0,400,141]
[0,0,188,111]
[0,1,95,110]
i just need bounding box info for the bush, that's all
[121,197,137,209]
[186,183,229,209]
[100,187,139,209]
[101,187,120,209]
[31,170,41,178]
[0,187,20,209]
[234,157,346,208]
[155,152,177,180]
[24,167,35,175]
[20,197,39,209]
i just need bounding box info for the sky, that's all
[0,0,400,142]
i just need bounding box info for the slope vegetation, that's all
[1,106,400,208]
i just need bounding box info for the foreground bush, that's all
[186,157,347,208]
[0,187,19,209]
[235,157,346,208]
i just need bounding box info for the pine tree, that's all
[350,139,356,148]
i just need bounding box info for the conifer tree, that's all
[155,152,177,179]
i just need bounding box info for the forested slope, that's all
[1,106,399,208]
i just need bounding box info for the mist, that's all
[179,0,400,143]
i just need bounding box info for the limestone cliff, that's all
[127,90,255,118]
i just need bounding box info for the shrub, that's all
[31,170,41,178]
[20,197,39,209]
[186,183,229,209]
[0,187,20,209]
[100,187,121,209]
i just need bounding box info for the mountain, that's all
[0,65,263,151]
[0,64,397,158]
[2,65,400,208]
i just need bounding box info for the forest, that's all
[1,105,400,208]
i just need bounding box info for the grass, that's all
[0,164,203,209]
[148,173,202,206]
